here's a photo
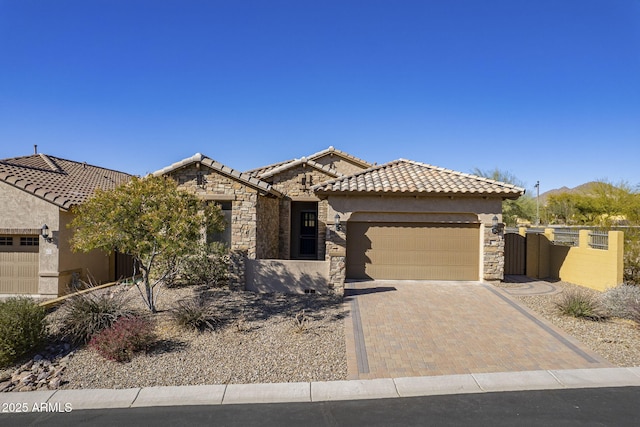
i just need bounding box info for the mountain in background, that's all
[539,181,607,203]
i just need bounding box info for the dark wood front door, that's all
[299,211,318,257]
[290,201,318,259]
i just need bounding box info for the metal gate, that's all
[504,232,526,275]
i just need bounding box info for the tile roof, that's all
[0,154,132,210]
[257,157,344,180]
[245,146,372,178]
[152,153,282,197]
[312,159,525,198]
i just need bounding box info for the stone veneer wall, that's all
[170,164,259,255]
[167,164,266,289]
[256,195,279,259]
[266,164,337,260]
[483,226,504,281]
[325,222,347,294]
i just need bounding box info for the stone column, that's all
[325,222,346,295]
[483,225,505,281]
[228,249,247,291]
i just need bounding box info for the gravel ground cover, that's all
[495,281,640,367]
[51,283,347,389]
[4,280,639,392]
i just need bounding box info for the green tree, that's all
[544,181,640,227]
[472,168,535,226]
[543,180,640,284]
[70,175,225,313]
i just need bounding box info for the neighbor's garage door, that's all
[346,222,480,281]
[0,236,39,294]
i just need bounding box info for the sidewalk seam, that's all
[547,370,566,387]
[220,384,229,404]
[469,374,486,392]
[129,388,142,408]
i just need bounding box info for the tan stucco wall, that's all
[246,259,330,294]
[325,195,503,224]
[58,211,111,294]
[0,183,116,298]
[0,183,59,297]
[527,230,624,291]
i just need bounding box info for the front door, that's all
[290,201,318,259]
[299,211,318,257]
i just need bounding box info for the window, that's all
[207,201,232,247]
[0,236,13,246]
[20,236,39,246]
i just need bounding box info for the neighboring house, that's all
[155,147,524,295]
[0,152,132,299]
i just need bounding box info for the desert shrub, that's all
[602,284,640,319]
[61,290,135,346]
[0,297,48,368]
[169,296,219,332]
[624,232,640,286]
[555,288,607,321]
[291,309,309,334]
[628,299,640,327]
[177,242,229,287]
[89,316,155,362]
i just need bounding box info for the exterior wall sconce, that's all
[41,224,53,242]
[196,172,207,188]
[491,215,500,234]
[334,214,342,232]
[301,174,312,189]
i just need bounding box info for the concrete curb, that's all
[2,368,640,411]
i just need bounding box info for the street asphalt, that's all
[2,386,640,426]
[2,367,640,415]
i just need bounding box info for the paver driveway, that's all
[344,280,612,380]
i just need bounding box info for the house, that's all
[155,148,524,294]
[314,159,524,287]
[0,152,132,299]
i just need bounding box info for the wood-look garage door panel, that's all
[0,252,39,294]
[347,222,479,281]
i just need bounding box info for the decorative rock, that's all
[19,360,34,371]
[1,340,75,393]
[48,377,61,389]
[20,373,36,385]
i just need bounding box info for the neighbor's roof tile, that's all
[312,159,525,197]
[0,154,132,209]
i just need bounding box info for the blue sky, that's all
[1,0,639,194]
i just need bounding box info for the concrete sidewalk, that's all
[2,367,640,411]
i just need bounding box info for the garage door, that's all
[346,222,480,281]
[0,236,39,294]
